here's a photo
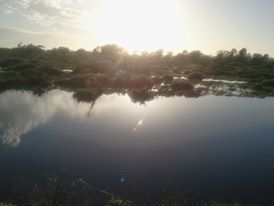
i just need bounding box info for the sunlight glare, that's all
[133,119,144,131]
[97,0,184,53]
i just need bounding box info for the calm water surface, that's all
[1,90,274,204]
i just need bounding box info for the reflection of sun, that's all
[133,119,144,131]
[98,0,184,53]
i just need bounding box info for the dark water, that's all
[1,90,274,204]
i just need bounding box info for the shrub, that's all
[111,76,152,89]
[0,57,25,67]
[7,63,36,71]
[162,75,173,84]
[57,76,95,88]
[128,76,152,89]
[111,78,126,88]
[96,74,111,86]
[73,89,102,102]
[188,71,204,81]
[40,65,63,75]
[128,89,154,103]
[171,80,194,91]
[261,79,274,87]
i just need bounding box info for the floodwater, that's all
[0,89,274,204]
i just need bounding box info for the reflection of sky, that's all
[1,90,274,202]
[0,90,113,146]
[1,89,274,148]
[0,90,147,146]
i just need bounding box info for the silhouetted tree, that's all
[238,48,248,63]
[92,44,126,63]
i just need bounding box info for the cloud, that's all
[1,0,83,28]
[0,27,87,49]
[0,0,103,48]
[1,0,102,29]
[0,89,134,147]
[0,27,50,48]
[0,26,49,35]
[0,90,90,146]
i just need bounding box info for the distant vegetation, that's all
[0,44,274,101]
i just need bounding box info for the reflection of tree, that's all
[87,100,96,117]
[72,89,103,117]
[127,89,155,104]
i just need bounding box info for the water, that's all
[202,79,247,84]
[1,89,274,204]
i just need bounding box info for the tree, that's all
[230,48,237,57]
[92,44,126,63]
[46,47,72,63]
[238,48,247,62]
[189,50,203,63]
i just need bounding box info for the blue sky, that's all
[0,0,273,56]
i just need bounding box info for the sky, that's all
[0,0,273,56]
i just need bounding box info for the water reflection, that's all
[0,91,51,145]
[1,89,274,204]
[0,90,101,146]
[1,89,274,148]
[133,119,144,131]
[0,89,148,146]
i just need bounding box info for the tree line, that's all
[0,44,273,72]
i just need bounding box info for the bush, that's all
[7,62,36,71]
[41,65,63,75]
[128,89,154,103]
[111,76,152,89]
[128,76,152,89]
[96,74,111,86]
[188,71,203,81]
[162,75,173,84]
[261,79,274,87]
[0,57,25,67]
[56,76,95,88]
[111,78,126,88]
[0,72,52,89]
[73,89,102,102]
[171,80,194,91]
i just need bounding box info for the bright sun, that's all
[97,0,184,53]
